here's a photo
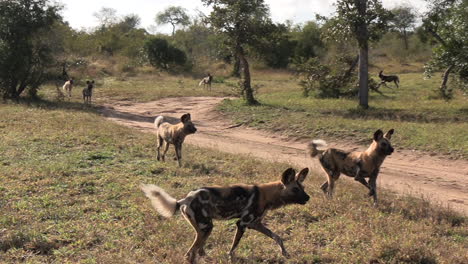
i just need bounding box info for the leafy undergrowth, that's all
[0,101,466,263]
[218,73,468,158]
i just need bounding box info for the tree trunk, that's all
[403,30,409,50]
[238,49,258,105]
[440,65,454,99]
[358,46,369,109]
[356,0,369,109]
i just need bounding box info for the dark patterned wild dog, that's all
[154,113,197,167]
[82,80,94,103]
[62,79,74,97]
[141,168,310,264]
[378,70,399,88]
[198,73,213,90]
[308,129,394,205]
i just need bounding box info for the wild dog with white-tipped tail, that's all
[141,167,310,264]
[154,113,197,167]
[308,129,395,205]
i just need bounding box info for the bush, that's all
[144,37,187,70]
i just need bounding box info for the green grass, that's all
[218,72,468,158]
[0,99,467,263]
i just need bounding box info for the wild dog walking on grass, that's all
[82,80,94,103]
[62,79,74,97]
[308,129,394,205]
[141,167,310,264]
[154,113,197,167]
[198,73,213,90]
[378,70,399,88]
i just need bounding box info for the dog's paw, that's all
[368,189,376,197]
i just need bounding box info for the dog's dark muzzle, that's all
[298,194,310,204]
[387,147,394,155]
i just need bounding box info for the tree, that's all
[326,0,391,108]
[0,0,62,99]
[156,6,190,36]
[93,7,118,28]
[202,0,274,105]
[423,0,468,99]
[390,6,417,50]
[144,37,186,70]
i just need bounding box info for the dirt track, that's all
[100,97,468,215]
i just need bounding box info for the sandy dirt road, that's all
[100,97,468,215]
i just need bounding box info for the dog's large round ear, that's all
[281,168,296,185]
[86,81,90,84]
[91,80,95,84]
[296,168,309,183]
[384,129,394,140]
[181,113,191,123]
[373,129,384,141]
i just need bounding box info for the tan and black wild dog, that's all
[198,73,213,90]
[155,113,197,167]
[141,167,310,264]
[308,129,394,204]
[82,80,94,103]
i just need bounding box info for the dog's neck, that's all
[365,142,387,165]
[257,181,287,211]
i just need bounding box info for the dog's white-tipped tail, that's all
[154,116,164,129]
[199,79,204,86]
[141,184,178,218]
[308,139,327,157]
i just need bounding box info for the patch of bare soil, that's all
[100,97,468,215]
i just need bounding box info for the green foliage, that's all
[144,37,187,70]
[0,0,62,99]
[423,0,468,99]
[293,56,358,98]
[253,23,297,68]
[292,21,325,61]
[155,6,190,36]
[389,5,416,50]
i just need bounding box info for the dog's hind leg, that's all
[156,136,163,161]
[249,221,289,257]
[181,206,213,263]
[161,142,170,162]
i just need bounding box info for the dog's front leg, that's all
[249,222,290,258]
[175,143,182,167]
[229,221,246,259]
[369,174,378,205]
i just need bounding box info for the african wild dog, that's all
[154,113,197,167]
[198,73,213,90]
[62,79,74,97]
[379,70,399,88]
[141,167,310,263]
[308,129,394,205]
[82,80,94,103]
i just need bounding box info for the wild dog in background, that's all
[82,80,94,103]
[62,79,74,97]
[378,70,399,88]
[308,129,394,205]
[141,167,310,263]
[198,73,213,90]
[154,113,197,167]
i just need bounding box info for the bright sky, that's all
[60,0,428,33]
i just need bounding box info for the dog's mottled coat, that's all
[308,129,394,204]
[141,168,310,264]
[155,113,197,167]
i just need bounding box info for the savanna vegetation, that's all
[1,0,467,263]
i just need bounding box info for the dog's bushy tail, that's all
[199,79,205,86]
[141,184,179,218]
[154,116,164,129]
[308,139,327,157]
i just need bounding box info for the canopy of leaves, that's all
[324,0,392,46]
[0,0,62,98]
[202,0,273,52]
[390,6,416,34]
[423,0,468,93]
[156,6,190,35]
